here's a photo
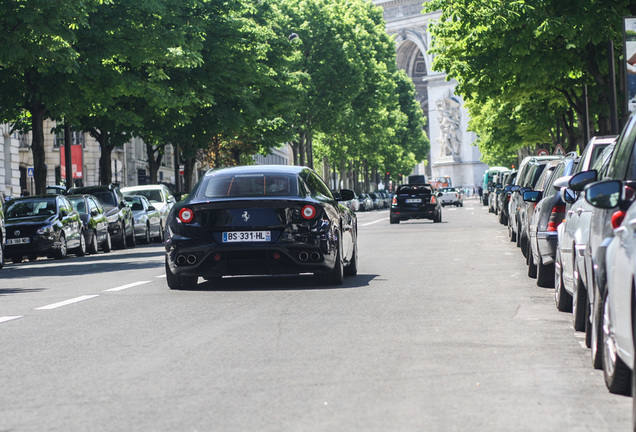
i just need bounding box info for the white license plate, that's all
[405,198,421,203]
[223,231,271,243]
[7,237,30,245]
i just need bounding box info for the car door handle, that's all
[576,208,584,215]
[567,210,574,215]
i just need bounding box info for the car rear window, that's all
[397,185,433,195]
[197,174,298,199]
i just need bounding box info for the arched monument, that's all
[374,0,488,189]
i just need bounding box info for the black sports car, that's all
[389,184,442,223]
[164,165,358,289]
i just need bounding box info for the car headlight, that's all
[106,214,119,224]
[36,225,54,235]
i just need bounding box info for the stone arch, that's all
[394,34,430,139]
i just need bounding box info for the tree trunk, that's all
[31,99,47,195]
[183,156,196,192]
[98,134,113,185]
[306,129,313,169]
[145,141,164,184]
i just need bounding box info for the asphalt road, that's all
[0,197,630,431]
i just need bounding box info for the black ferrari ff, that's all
[164,165,358,289]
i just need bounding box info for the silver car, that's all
[124,195,163,243]
[121,184,176,238]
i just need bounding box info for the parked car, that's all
[368,192,383,210]
[497,171,517,225]
[69,184,135,249]
[67,194,112,254]
[438,187,463,207]
[121,184,175,237]
[579,113,636,373]
[358,193,374,211]
[4,195,85,262]
[482,167,510,207]
[164,165,358,289]
[124,195,163,244]
[45,185,67,195]
[508,155,562,247]
[0,194,5,268]
[524,154,577,287]
[390,184,442,224]
[554,137,616,337]
[584,180,636,395]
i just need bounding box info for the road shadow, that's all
[0,287,46,296]
[175,273,379,292]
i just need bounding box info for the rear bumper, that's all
[537,231,558,265]
[390,207,438,220]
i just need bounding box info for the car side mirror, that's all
[148,205,156,211]
[338,189,355,201]
[90,208,99,216]
[569,170,597,192]
[523,190,541,203]
[60,209,69,217]
[585,180,622,209]
[560,188,576,204]
[553,175,571,191]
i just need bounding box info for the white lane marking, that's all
[0,316,24,323]
[104,280,152,292]
[35,295,100,310]
[360,217,389,227]
[155,274,166,279]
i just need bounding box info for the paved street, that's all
[0,198,630,431]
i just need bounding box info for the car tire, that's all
[54,232,68,259]
[318,239,344,285]
[509,222,517,243]
[11,255,23,264]
[434,211,442,223]
[572,277,587,331]
[520,233,528,258]
[165,257,198,290]
[101,231,112,253]
[0,243,4,269]
[87,230,99,254]
[602,293,631,394]
[536,261,554,288]
[343,241,358,277]
[74,230,86,257]
[591,291,604,370]
[154,222,164,243]
[527,241,537,278]
[554,249,573,312]
[142,223,150,244]
[127,223,136,248]
[516,223,522,247]
[116,223,127,249]
[389,215,400,224]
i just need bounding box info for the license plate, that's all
[7,237,30,245]
[223,231,271,243]
[405,198,421,203]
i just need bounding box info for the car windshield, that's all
[125,196,145,211]
[68,197,87,214]
[91,191,117,207]
[124,189,163,203]
[5,197,57,219]
[197,174,297,198]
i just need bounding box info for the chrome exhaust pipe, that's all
[176,255,186,265]
[310,252,321,261]
[299,252,309,262]
[187,255,197,265]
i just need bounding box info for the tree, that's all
[424,0,636,161]
[0,0,95,194]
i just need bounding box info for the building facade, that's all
[374,0,488,189]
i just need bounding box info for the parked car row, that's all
[340,190,391,212]
[487,124,636,426]
[0,183,176,266]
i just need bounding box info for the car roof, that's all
[121,185,167,191]
[204,165,306,177]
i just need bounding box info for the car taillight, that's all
[611,210,626,229]
[301,205,316,220]
[178,207,194,223]
[547,205,566,232]
[392,196,397,205]
[430,196,437,204]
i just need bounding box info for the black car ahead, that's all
[67,194,112,254]
[164,165,358,289]
[4,195,84,263]
[69,184,135,249]
[389,183,442,224]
